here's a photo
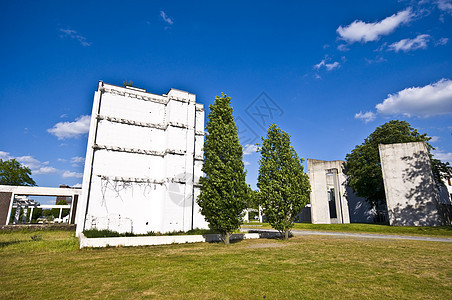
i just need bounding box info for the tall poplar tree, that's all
[257,124,310,240]
[197,93,248,245]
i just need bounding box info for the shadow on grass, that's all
[0,240,23,248]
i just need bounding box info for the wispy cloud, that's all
[365,56,387,64]
[34,166,58,175]
[62,170,83,178]
[430,136,440,143]
[47,115,91,140]
[0,151,58,175]
[388,34,430,52]
[354,111,376,123]
[160,11,174,25]
[59,29,92,47]
[433,149,452,164]
[337,8,413,43]
[314,59,340,71]
[71,156,85,164]
[243,144,258,155]
[376,78,452,117]
[435,37,449,46]
[437,0,452,14]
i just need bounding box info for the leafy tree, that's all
[344,120,449,209]
[52,199,70,219]
[197,93,248,245]
[257,124,311,240]
[0,159,36,186]
[31,208,43,222]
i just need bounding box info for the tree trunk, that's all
[223,232,231,245]
[284,229,289,240]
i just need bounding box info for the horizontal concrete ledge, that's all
[242,228,452,243]
[79,232,261,248]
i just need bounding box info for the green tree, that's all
[197,93,248,245]
[52,199,70,219]
[257,124,311,240]
[0,159,36,186]
[344,120,442,209]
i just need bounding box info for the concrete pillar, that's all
[13,206,21,224]
[29,207,34,223]
[21,206,29,224]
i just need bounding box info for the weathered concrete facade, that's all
[307,159,351,224]
[76,82,208,235]
[379,142,443,226]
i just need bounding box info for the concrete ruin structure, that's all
[0,185,81,225]
[76,82,208,235]
[307,142,451,226]
[307,159,374,224]
[379,142,444,226]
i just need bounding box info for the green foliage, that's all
[31,208,42,222]
[431,158,452,187]
[345,120,432,208]
[257,124,311,240]
[51,200,70,219]
[0,159,36,186]
[197,93,248,245]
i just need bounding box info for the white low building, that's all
[75,82,208,235]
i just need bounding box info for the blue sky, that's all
[1,0,451,201]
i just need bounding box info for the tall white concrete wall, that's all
[379,142,442,226]
[307,159,350,224]
[76,82,208,235]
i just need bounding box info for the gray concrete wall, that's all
[307,159,350,224]
[379,142,442,226]
[346,186,376,223]
[0,192,12,225]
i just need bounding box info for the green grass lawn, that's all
[1,229,451,299]
[243,222,452,237]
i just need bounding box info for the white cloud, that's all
[314,59,340,71]
[160,11,174,25]
[33,166,58,175]
[57,158,67,162]
[71,156,85,164]
[337,44,350,51]
[62,170,83,178]
[433,149,452,164]
[437,0,452,13]
[244,161,251,166]
[0,151,59,175]
[430,136,440,142]
[59,29,92,47]
[337,8,413,43]
[47,115,91,140]
[15,155,46,170]
[354,111,376,123]
[72,183,83,188]
[435,37,449,46]
[365,56,387,64]
[388,34,430,52]
[376,78,452,117]
[243,144,258,155]
[0,151,11,160]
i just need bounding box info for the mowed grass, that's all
[1,229,452,299]
[244,222,452,237]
